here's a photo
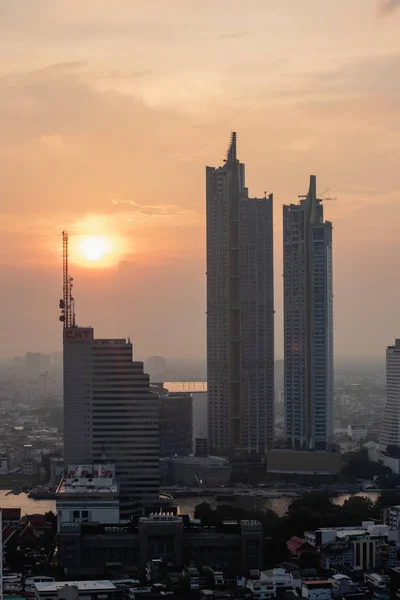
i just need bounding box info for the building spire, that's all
[226,132,237,165]
[307,174,318,224]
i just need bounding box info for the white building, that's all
[34,580,117,600]
[63,327,159,517]
[246,577,276,600]
[283,176,333,451]
[261,568,300,590]
[206,133,275,459]
[381,339,400,450]
[56,463,119,529]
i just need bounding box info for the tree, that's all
[288,491,334,514]
[341,496,375,525]
[194,502,215,524]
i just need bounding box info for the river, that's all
[0,490,381,518]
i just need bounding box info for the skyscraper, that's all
[63,327,159,517]
[380,339,400,450]
[206,133,274,460]
[283,175,333,451]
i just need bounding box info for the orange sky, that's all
[1,0,400,360]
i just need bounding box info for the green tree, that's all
[194,502,215,524]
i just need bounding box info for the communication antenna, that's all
[59,231,76,327]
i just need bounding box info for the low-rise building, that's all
[246,576,276,600]
[56,464,119,530]
[302,580,332,600]
[58,515,263,576]
[34,580,120,600]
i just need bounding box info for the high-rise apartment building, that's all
[380,339,400,450]
[283,175,333,451]
[63,327,159,517]
[206,133,274,459]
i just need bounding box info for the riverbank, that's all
[0,489,382,518]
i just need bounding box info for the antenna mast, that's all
[59,231,76,327]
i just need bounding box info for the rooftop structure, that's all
[56,463,120,529]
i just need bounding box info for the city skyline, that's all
[1,1,400,361]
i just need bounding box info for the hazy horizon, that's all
[1,0,400,361]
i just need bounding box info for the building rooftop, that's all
[56,464,118,495]
[34,581,116,593]
[164,382,207,393]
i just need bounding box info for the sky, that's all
[1,0,400,361]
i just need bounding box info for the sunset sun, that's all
[78,235,112,262]
[69,230,125,268]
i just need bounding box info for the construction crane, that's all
[59,231,76,328]
[298,187,337,202]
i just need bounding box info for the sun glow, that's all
[70,233,125,268]
[78,236,112,262]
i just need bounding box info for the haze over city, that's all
[1,0,400,360]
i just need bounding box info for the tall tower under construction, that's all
[60,234,159,517]
[206,133,275,460]
[283,176,334,451]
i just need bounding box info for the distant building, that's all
[146,356,168,382]
[195,438,208,457]
[151,384,192,457]
[56,464,119,530]
[381,340,400,450]
[347,424,368,442]
[25,352,51,378]
[267,449,342,475]
[164,382,207,440]
[63,327,159,517]
[160,455,231,487]
[283,175,333,451]
[206,133,274,459]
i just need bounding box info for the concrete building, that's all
[381,340,400,450]
[34,580,119,600]
[58,516,264,576]
[151,385,193,457]
[206,133,274,459]
[63,327,159,517]
[283,175,333,451]
[56,464,119,529]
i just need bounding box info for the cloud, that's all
[111,199,188,216]
[378,0,400,16]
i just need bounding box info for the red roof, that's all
[287,536,316,556]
